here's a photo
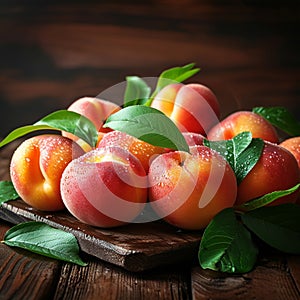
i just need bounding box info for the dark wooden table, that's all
[1,1,300,299]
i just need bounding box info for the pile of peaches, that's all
[7,80,300,231]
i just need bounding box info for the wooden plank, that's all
[53,256,191,300]
[0,221,61,300]
[287,255,300,293]
[191,252,300,300]
[0,200,201,272]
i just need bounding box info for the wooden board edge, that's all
[0,202,200,272]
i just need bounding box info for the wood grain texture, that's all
[0,222,61,300]
[53,258,191,300]
[191,251,300,300]
[0,1,299,136]
[288,255,300,293]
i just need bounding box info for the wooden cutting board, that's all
[0,199,202,272]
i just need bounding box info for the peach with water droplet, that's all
[60,146,148,227]
[236,141,299,206]
[148,146,237,230]
[182,132,205,147]
[97,130,166,172]
[10,134,84,211]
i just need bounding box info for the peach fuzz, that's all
[97,130,166,172]
[10,134,84,211]
[63,97,120,151]
[150,83,220,135]
[207,111,279,143]
[236,141,300,206]
[60,146,148,228]
[148,146,237,230]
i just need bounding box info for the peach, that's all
[60,146,147,228]
[280,137,300,169]
[182,132,205,147]
[63,97,120,151]
[150,83,220,135]
[207,111,279,143]
[10,134,84,211]
[97,130,166,172]
[236,141,300,206]
[148,146,237,230]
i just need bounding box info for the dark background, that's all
[1,0,299,137]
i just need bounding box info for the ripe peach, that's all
[97,130,166,172]
[280,137,300,169]
[148,146,237,230]
[10,134,84,211]
[207,111,279,143]
[236,141,300,206]
[60,146,148,228]
[63,97,120,151]
[150,83,220,135]
[182,132,205,147]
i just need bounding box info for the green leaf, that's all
[204,132,252,170]
[235,138,264,184]
[199,208,258,274]
[4,221,87,266]
[0,181,19,205]
[124,76,151,107]
[236,183,300,211]
[103,105,190,152]
[231,131,253,158]
[0,110,98,148]
[241,204,300,254]
[253,106,300,136]
[204,132,264,184]
[145,63,200,106]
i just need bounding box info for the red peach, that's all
[60,146,148,228]
[182,132,205,147]
[63,97,120,151]
[151,83,220,135]
[10,134,84,211]
[207,111,279,143]
[236,141,300,206]
[148,146,237,230]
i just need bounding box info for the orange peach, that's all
[10,134,84,211]
[60,146,147,228]
[150,83,220,135]
[280,137,300,169]
[236,141,300,206]
[207,111,279,143]
[97,130,166,172]
[63,97,120,151]
[279,137,300,204]
[148,146,237,230]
